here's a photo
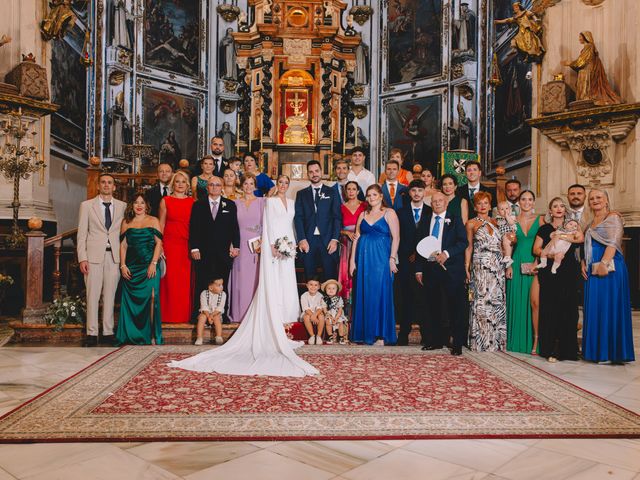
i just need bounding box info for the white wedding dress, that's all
[168,197,319,377]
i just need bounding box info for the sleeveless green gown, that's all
[116,227,163,345]
[506,216,541,353]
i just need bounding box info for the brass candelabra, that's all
[0,108,43,249]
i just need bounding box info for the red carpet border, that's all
[0,345,639,442]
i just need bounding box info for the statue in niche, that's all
[455,101,473,150]
[219,28,237,80]
[453,2,476,56]
[112,0,131,49]
[563,31,621,106]
[494,1,544,62]
[264,0,272,15]
[217,121,237,159]
[106,91,132,158]
[159,130,182,169]
[354,42,370,85]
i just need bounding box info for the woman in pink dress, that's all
[228,174,266,322]
[338,181,367,302]
[158,171,195,323]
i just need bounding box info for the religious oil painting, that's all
[143,0,201,79]
[141,85,202,167]
[50,26,87,151]
[383,90,444,175]
[493,48,532,164]
[385,0,443,86]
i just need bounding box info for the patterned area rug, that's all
[1,345,639,442]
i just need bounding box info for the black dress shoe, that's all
[82,335,98,347]
[421,345,443,351]
[101,335,116,346]
[451,346,463,356]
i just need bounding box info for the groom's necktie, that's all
[431,215,441,238]
[313,187,320,208]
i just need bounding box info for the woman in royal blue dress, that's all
[581,189,635,363]
[349,184,400,345]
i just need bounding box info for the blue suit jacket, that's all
[332,182,365,203]
[381,182,408,211]
[294,184,342,245]
[415,210,468,284]
[397,203,432,274]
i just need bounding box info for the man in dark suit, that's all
[415,191,469,355]
[456,160,497,215]
[333,159,364,202]
[380,160,408,211]
[294,160,342,281]
[191,136,228,177]
[189,176,240,313]
[396,179,432,345]
[145,162,173,218]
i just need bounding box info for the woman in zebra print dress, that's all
[465,191,507,351]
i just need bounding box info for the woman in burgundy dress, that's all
[338,181,367,303]
[158,170,195,323]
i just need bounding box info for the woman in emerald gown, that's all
[506,190,545,354]
[117,194,164,345]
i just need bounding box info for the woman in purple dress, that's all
[228,173,266,322]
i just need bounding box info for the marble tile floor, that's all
[0,316,638,480]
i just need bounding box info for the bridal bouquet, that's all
[274,236,297,259]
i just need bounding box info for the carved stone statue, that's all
[264,0,273,15]
[219,28,237,80]
[563,31,621,106]
[107,92,132,158]
[112,0,131,49]
[494,2,544,62]
[456,102,473,150]
[40,0,77,41]
[217,121,237,159]
[354,42,369,85]
[453,3,476,54]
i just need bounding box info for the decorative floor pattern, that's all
[1,345,639,442]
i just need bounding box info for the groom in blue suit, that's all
[294,160,342,281]
[415,191,468,355]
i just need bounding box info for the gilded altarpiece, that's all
[232,0,363,177]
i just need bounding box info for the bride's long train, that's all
[168,197,319,377]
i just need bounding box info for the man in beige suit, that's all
[77,173,127,346]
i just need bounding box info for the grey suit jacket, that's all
[77,196,127,264]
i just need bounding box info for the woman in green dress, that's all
[441,174,469,224]
[506,190,545,354]
[117,194,164,345]
[191,156,215,201]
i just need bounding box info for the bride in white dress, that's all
[169,175,319,377]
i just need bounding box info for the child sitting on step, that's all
[195,277,226,346]
[322,279,349,344]
[300,278,326,345]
